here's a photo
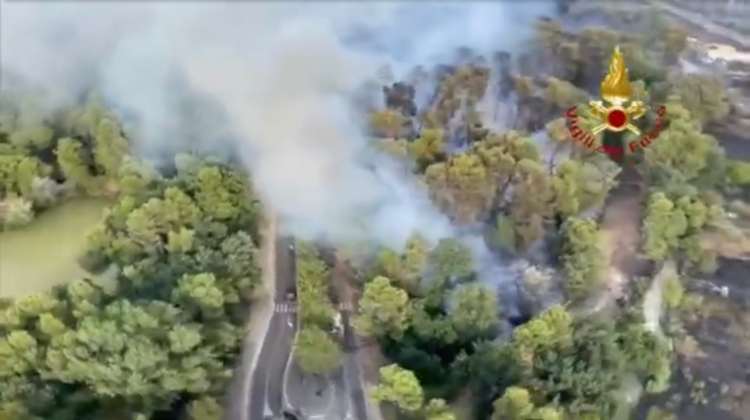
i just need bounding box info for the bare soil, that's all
[586,166,651,315]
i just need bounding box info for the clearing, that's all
[0,197,110,298]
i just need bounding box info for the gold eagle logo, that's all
[588,46,647,135]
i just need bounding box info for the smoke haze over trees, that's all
[1,1,553,250]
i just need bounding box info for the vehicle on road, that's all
[331,312,343,335]
[282,409,301,419]
[285,286,297,301]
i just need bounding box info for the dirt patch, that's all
[587,168,650,314]
[635,258,750,420]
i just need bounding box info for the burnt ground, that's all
[634,258,750,420]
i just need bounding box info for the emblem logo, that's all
[564,46,667,161]
[588,46,646,136]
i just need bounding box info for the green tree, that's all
[125,187,202,253]
[642,98,724,189]
[491,387,534,420]
[512,305,573,368]
[93,118,129,176]
[370,109,408,139]
[662,275,684,310]
[544,77,588,110]
[449,284,499,341]
[167,227,195,254]
[552,161,582,217]
[191,166,250,222]
[168,324,203,354]
[42,299,225,411]
[220,231,261,299]
[294,326,342,375]
[643,193,684,261]
[0,101,264,419]
[642,192,716,269]
[187,397,223,420]
[728,160,750,186]
[401,234,429,293]
[410,129,445,168]
[472,134,518,196]
[371,234,429,294]
[646,407,676,420]
[535,406,565,420]
[429,238,474,283]
[56,137,99,194]
[493,214,517,253]
[560,218,604,300]
[671,74,730,125]
[0,155,46,198]
[409,301,458,346]
[510,159,554,249]
[552,159,619,218]
[172,273,225,315]
[354,276,411,340]
[118,157,160,198]
[297,244,335,328]
[37,313,67,338]
[372,364,424,413]
[424,398,456,420]
[425,153,495,224]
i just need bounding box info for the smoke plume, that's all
[1,1,552,249]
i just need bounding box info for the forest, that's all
[2,2,750,420]
[0,95,262,420]
[358,5,748,420]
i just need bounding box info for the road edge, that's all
[227,212,277,420]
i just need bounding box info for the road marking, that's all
[242,214,277,420]
[275,303,297,313]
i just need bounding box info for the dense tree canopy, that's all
[560,218,605,301]
[296,243,336,328]
[4,9,732,418]
[642,192,718,272]
[372,364,425,413]
[355,276,411,340]
[0,97,264,419]
[294,326,342,375]
[670,74,730,126]
[429,238,474,284]
[449,284,499,341]
[642,98,725,190]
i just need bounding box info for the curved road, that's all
[245,236,370,420]
[249,236,298,420]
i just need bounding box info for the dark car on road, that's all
[285,286,296,301]
[282,409,301,419]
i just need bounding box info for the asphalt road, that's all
[340,310,369,420]
[246,236,370,420]
[248,236,297,420]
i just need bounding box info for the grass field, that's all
[0,198,110,298]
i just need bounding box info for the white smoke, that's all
[1,1,553,250]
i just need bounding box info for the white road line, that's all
[241,212,277,420]
[274,303,298,313]
[282,336,296,411]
